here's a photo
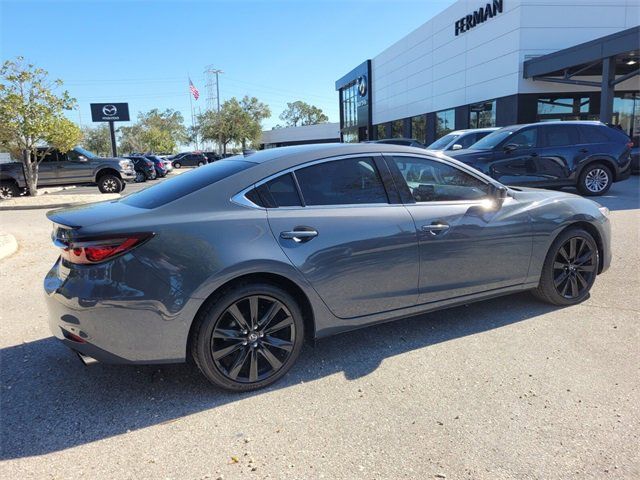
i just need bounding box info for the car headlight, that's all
[119,160,133,169]
[598,206,610,217]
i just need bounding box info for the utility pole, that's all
[204,66,223,152]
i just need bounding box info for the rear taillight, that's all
[56,233,153,264]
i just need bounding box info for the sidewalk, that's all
[0,233,18,260]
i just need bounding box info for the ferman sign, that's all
[455,0,504,36]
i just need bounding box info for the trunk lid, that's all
[46,199,144,229]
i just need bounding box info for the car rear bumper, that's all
[43,255,199,364]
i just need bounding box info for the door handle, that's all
[280,229,318,243]
[421,223,450,236]
[579,148,589,153]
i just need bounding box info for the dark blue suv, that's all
[447,121,632,196]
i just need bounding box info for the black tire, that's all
[173,161,182,169]
[134,171,146,183]
[197,161,205,167]
[0,181,20,199]
[532,228,599,306]
[577,163,612,196]
[97,174,123,194]
[191,282,305,391]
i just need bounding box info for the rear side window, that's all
[579,125,611,144]
[541,125,579,147]
[122,159,253,208]
[248,173,302,208]
[295,157,388,206]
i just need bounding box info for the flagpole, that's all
[188,75,198,150]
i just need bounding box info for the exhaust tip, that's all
[77,352,99,366]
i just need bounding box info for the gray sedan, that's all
[44,143,611,391]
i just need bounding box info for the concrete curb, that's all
[0,234,18,261]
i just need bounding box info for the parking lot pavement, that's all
[0,178,638,479]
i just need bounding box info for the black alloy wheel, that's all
[212,295,295,383]
[552,236,597,299]
[533,228,599,305]
[192,283,304,391]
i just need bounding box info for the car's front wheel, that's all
[173,161,182,169]
[191,283,305,391]
[197,161,205,167]
[533,228,599,305]
[577,163,612,196]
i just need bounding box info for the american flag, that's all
[189,78,200,100]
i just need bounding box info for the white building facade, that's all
[335,0,639,144]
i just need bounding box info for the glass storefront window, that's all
[341,83,360,129]
[436,109,455,138]
[537,97,589,116]
[376,124,386,139]
[392,120,404,138]
[613,93,640,139]
[469,100,496,128]
[411,115,426,142]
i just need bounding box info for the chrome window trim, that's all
[231,153,390,209]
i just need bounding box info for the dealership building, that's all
[335,0,639,145]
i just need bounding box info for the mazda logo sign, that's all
[102,104,117,116]
[357,76,367,97]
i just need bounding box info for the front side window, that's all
[507,128,537,148]
[392,156,488,202]
[295,157,388,206]
[454,132,480,150]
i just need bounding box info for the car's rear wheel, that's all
[577,163,612,196]
[97,174,123,194]
[197,161,205,167]
[173,161,182,169]
[134,171,146,183]
[533,228,599,305]
[0,181,20,199]
[191,283,304,391]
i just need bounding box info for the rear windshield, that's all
[121,159,253,209]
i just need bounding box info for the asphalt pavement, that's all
[0,177,638,479]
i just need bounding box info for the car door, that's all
[59,149,94,184]
[488,126,542,185]
[36,150,60,185]
[533,124,581,184]
[263,155,419,319]
[386,154,532,304]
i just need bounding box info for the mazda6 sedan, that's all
[44,143,611,391]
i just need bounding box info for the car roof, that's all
[448,127,500,135]
[501,120,604,130]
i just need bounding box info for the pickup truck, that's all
[0,147,136,199]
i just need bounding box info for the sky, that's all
[1,0,455,137]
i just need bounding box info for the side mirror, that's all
[488,184,508,206]
[503,144,518,153]
[451,144,463,150]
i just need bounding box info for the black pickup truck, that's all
[0,147,136,199]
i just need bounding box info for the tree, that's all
[81,124,111,156]
[0,57,81,195]
[279,100,329,127]
[118,108,187,153]
[198,96,270,153]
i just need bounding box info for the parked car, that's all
[144,155,168,178]
[125,156,156,182]
[372,138,426,148]
[447,121,632,196]
[45,143,611,391]
[0,147,135,198]
[204,151,221,163]
[172,152,208,168]
[426,127,499,152]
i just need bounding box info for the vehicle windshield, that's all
[427,133,459,150]
[469,129,515,150]
[74,147,98,158]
